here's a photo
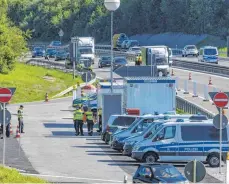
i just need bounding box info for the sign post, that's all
[58,29,64,43]
[0,88,12,166]
[213,92,229,174]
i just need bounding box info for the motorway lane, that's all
[174,56,229,67]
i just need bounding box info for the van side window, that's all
[154,126,176,141]
[181,126,227,141]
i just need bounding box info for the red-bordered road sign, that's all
[0,88,12,103]
[213,92,229,108]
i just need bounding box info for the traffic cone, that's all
[10,124,13,135]
[15,125,20,138]
[171,69,175,76]
[45,93,49,102]
[208,77,213,85]
[189,73,192,80]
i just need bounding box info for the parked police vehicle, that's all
[132,120,228,167]
[198,46,218,64]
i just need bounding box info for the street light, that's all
[104,0,120,93]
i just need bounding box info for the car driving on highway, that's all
[98,56,111,68]
[133,164,188,183]
[198,46,218,64]
[55,49,69,61]
[128,46,141,55]
[32,47,45,58]
[113,57,128,67]
[45,48,57,59]
[49,41,61,47]
[182,45,198,57]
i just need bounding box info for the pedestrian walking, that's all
[86,109,94,136]
[97,108,102,133]
[18,105,24,133]
[73,107,83,136]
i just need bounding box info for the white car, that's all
[128,46,141,55]
[182,45,198,57]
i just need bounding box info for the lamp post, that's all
[104,0,120,93]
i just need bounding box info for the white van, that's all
[132,120,229,167]
[198,46,218,64]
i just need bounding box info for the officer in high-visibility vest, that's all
[86,109,94,136]
[97,108,102,133]
[73,106,84,136]
[18,105,24,133]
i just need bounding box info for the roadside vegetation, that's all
[218,47,227,57]
[0,166,47,183]
[0,63,82,103]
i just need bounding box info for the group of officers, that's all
[73,105,102,136]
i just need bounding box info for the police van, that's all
[198,46,218,64]
[110,114,192,151]
[132,120,229,167]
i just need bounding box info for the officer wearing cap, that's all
[18,105,24,133]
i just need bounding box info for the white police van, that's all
[132,120,229,167]
[198,46,218,64]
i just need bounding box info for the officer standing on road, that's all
[86,109,94,136]
[73,106,83,136]
[97,108,102,133]
[18,105,24,133]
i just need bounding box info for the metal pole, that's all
[220,107,222,174]
[110,11,114,94]
[193,159,196,183]
[73,40,76,79]
[151,53,152,76]
[2,103,5,166]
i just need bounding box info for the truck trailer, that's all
[141,46,170,76]
[78,37,95,64]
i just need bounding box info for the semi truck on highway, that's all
[78,37,95,64]
[141,46,170,76]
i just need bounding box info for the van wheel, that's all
[143,152,158,164]
[208,153,220,167]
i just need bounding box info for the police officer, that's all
[18,105,24,133]
[73,106,83,136]
[86,109,94,136]
[97,108,102,133]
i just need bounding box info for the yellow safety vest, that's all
[74,110,83,120]
[86,111,93,121]
[99,109,102,115]
[18,109,23,119]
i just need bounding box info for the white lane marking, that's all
[0,94,11,97]
[22,173,123,183]
[173,68,229,80]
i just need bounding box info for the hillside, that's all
[7,0,229,43]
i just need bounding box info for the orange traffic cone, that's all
[208,77,213,85]
[171,69,175,76]
[15,125,20,138]
[10,124,13,135]
[189,73,192,80]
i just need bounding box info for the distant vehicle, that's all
[198,46,218,64]
[128,46,141,55]
[182,45,198,57]
[32,47,45,58]
[113,33,129,50]
[98,56,111,68]
[133,164,188,183]
[49,41,62,47]
[113,57,127,67]
[78,37,95,64]
[126,40,139,49]
[45,48,57,59]
[132,120,228,167]
[55,50,69,61]
[121,40,129,49]
[101,115,138,143]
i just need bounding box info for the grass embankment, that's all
[0,166,47,183]
[0,63,82,103]
[219,47,227,57]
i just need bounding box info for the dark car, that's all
[45,48,57,59]
[55,50,69,61]
[32,47,45,58]
[98,56,111,68]
[113,57,127,67]
[50,41,62,47]
[133,164,188,183]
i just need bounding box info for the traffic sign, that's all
[213,92,228,108]
[59,29,64,37]
[184,160,206,183]
[0,88,12,103]
[82,72,92,82]
[213,114,228,129]
[0,109,11,125]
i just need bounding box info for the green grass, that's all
[0,63,82,103]
[219,47,227,57]
[176,109,189,114]
[0,166,47,183]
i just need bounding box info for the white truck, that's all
[78,37,95,64]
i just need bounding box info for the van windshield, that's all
[126,118,142,131]
[112,116,136,126]
[204,49,217,55]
